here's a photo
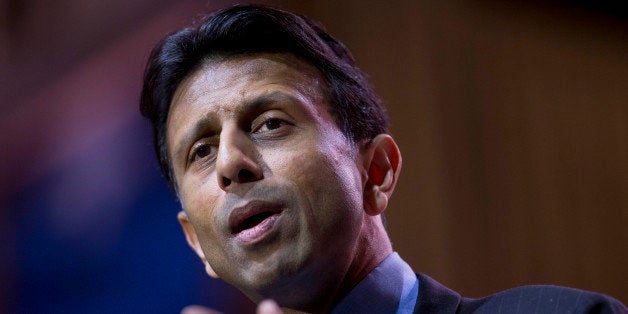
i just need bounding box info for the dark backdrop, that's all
[2,1,626,313]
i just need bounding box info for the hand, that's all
[181,299,283,314]
[180,305,222,314]
[256,300,283,314]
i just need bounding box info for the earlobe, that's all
[177,211,220,278]
[362,134,402,216]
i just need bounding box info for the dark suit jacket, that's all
[414,273,627,313]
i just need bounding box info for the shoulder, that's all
[414,274,627,314]
[461,284,627,314]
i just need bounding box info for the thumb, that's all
[256,299,283,314]
[181,305,223,314]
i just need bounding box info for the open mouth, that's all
[235,211,279,234]
[229,203,283,243]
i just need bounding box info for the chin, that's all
[235,247,316,299]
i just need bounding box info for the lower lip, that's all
[235,213,281,244]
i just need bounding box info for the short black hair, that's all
[140,4,388,192]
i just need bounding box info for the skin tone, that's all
[167,53,402,313]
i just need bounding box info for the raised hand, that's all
[180,299,283,314]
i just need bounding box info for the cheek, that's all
[179,175,223,240]
[282,145,364,223]
[179,171,220,209]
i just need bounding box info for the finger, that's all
[256,299,283,314]
[181,304,223,314]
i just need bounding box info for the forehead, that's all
[169,53,327,116]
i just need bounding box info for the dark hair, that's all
[140,4,388,192]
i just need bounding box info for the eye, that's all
[189,143,216,164]
[254,118,287,133]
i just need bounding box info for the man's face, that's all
[166,54,367,299]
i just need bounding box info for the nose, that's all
[216,130,263,191]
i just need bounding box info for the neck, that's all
[250,215,392,313]
[329,215,392,311]
[309,215,393,313]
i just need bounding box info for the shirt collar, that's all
[331,252,419,314]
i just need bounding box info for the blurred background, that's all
[1,0,626,313]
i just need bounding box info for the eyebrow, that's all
[172,90,301,162]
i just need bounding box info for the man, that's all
[140,5,626,313]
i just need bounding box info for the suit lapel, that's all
[414,273,462,314]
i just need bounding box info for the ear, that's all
[177,211,220,278]
[361,134,402,216]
